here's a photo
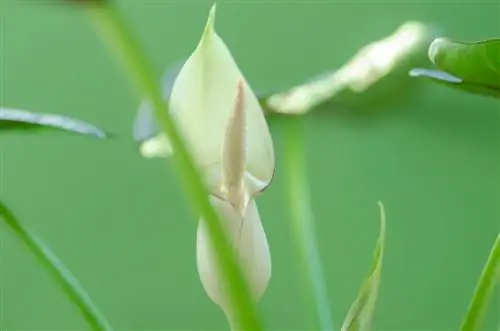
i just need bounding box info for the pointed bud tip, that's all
[201,3,217,42]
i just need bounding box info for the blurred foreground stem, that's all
[460,232,500,331]
[0,200,112,331]
[283,117,335,331]
[82,3,262,330]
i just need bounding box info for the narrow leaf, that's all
[409,38,500,98]
[284,116,335,331]
[460,232,500,331]
[0,107,109,138]
[0,199,112,331]
[341,202,386,331]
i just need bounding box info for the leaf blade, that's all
[0,107,109,138]
[409,38,500,98]
[408,68,500,98]
[284,116,335,331]
[0,199,112,331]
[460,232,500,331]
[341,202,386,331]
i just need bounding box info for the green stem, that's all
[460,232,500,331]
[0,200,112,331]
[283,117,335,331]
[82,3,262,330]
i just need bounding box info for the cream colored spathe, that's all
[166,3,275,327]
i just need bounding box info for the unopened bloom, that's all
[166,3,275,321]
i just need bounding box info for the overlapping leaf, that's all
[409,38,500,98]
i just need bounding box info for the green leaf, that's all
[460,232,500,331]
[409,38,500,98]
[0,199,112,331]
[341,202,386,331]
[284,116,335,331]
[0,107,109,138]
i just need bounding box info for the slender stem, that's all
[460,232,500,331]
[82,3,262,330]
[0,200,112,331]
[283,116,335,331]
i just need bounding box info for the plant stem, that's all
[460,232,500,331]
[82,3,262,330]
[0,200,112,331]
[283,116,335,331]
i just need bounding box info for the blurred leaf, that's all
[264,21,438,115]
[460,232,500,331]
[0,199,112,331]
[0,107,109,138]
[409,38,500,98]
[341,202,386,331]
[284,116,334,331]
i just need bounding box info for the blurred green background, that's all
[1,1,499,330]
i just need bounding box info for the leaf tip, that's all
[377,201,386,239]
[428,37,450,64]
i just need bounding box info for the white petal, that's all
[196,196,271,314]
[169,4,274,196]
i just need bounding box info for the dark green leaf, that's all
[0,199,112,331]
[0,107,109,138]
[409,38,500,98]
[341,202,386,331]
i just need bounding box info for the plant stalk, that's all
[283,116,335,331]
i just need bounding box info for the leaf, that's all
[409,68,500,98]
[284,116,334,331]
[264,21,438,115]
[0,107,109,138]
[409,38,500,98]
[460,232,500,331]
[341,202,386,331]
[0,199,112,331]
